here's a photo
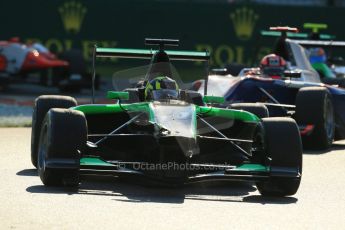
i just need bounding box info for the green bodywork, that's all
[73,101,258,142]
[196,106,259,122]
[203,95,225,104]
[236,164,268,172]
[107,91,129,100]
[73,102,259,123]
[74,102,151,114]
[80,157,114,167]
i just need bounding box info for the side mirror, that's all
[203,95,225,104]
[107,91,129,100]
[284,70,302,78]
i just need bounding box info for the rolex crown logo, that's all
[59,1,87,34]
[230,7,259,41]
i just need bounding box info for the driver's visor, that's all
[152,89,179,100]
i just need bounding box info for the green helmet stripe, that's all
[144,83,153,98]
[155,80,161,90]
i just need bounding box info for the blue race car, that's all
[193,27,345,150]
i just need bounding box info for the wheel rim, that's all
[324,97,334,141]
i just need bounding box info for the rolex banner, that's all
[1,0,345,71]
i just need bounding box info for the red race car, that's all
[0,37,93,92]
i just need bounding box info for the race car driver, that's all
[260,54,287,79]
[144,76,179,100]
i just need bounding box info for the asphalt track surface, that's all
[1,128,345,229]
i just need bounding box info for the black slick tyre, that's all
[295,87,334,150]
[31,95,77,168]
[37,108,87,187]
[256,117,302,197]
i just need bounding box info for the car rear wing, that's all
[95,47,210,62]
[91,42,210,103]
[95,38,209,62]
[260,31,335,40]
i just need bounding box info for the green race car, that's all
[30,39,302,197]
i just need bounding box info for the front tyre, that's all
[256,117,302,197]
[37,108,87,187]
[31,95,77,168]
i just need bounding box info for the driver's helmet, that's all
[144,76,179,100]
[309,48,327,64]
[260,54,287,78]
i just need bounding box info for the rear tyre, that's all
[295,87,334,150]
[37,108,87,186]
[256,117,302,197]
[31,95,77,168]
[228,103,269,119]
